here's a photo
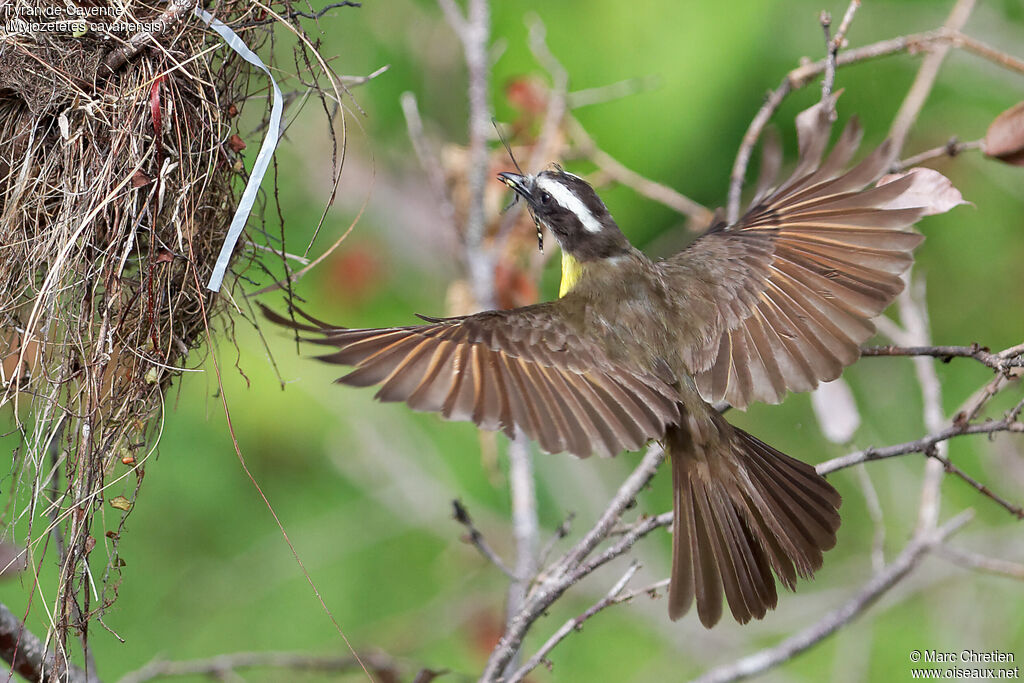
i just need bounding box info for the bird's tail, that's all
[665,415,841,627]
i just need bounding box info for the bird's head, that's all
[498,168,630,262]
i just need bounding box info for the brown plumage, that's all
[263,109,950,627]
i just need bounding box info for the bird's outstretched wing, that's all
[261,302,680,458]
[660,110,931,409]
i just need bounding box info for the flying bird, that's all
[263,108,957,627]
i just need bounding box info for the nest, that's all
[0,0,339,656]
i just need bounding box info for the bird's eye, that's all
[539,191,552,206]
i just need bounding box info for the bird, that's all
[262,108,944,628]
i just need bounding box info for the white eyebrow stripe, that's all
[536,176,603,233]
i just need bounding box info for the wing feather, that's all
[663,115,935,407]
[261,301,680,457]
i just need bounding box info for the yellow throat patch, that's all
[559,251,582,298]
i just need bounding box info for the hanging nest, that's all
[0,0,345,658]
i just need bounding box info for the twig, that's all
[537,512,575,567]
[928,446,1024,520]
[505,434,540,670]
[400,92,456,229]
[891,137,983,171]
[479,445,666,681]
[818,419,1024,476]
[820,1,862,114]
[723,13,1024,222]
[101,0,197,74]
[340,64,390,87]
[566,76,661,109]
[118,650,399,683]
[239,1,362,27]
[567,117,714,228]
[860,343,1024,374]
[889,0,976,154]
[856,466,887,572]
[452,500,517,580]
[936,545,1024,581]
[440,0,496,309]
[949,30,1024,75]
[0,601,92,683]
[523,14,569,174]
[833,1,861,50]
[507,562,641,683]
[893,278,946,532]
[819,11,835,107]
[690,511,974,683]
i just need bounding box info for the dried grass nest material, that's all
[0,0,325,647]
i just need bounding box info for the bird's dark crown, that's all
[498,168,631,262]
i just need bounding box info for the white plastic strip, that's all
[195,7,283,292]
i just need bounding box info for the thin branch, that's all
[507,562,641,683]
[440,0,496,309]
[889,0,976,154]
[856,466,887,572]
[833,1,861,50]
[340,64,391,87]
[537,512,575,567]
[860,343,1024,374]
[567,75,661,109]
[400,92,457,228]
[567,117,714,228]
[820,1,861,113]
[949,30,1024,75]
[504,434,540,676]
[0,602,92,683]
[818,419,1024,476]
[452,500,517,580]
[690,511,974,683]
[118,650,399,683]
[101,0,197,74]
[936,545,1024,581]
[479,446,666,681]
[724,12,1024,223]
[891,137,983,171]
[894,278,946,533]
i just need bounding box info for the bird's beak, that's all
[498,171,530,201]
[497,171,544,253]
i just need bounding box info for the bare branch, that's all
[452,500,518,580]
[567,117,714,228]
[860,343,1024,374]
[340,64,391,87]
[892,137,983,171]
[893,278,946,532]
[480,446,666,681]
[101,0,197,74]
[504,434,540,675]
[818,419,1024,476]
[400,92,457,230]
[567,76,661,109]
[936,545,1024,581]
[507,562,641,683]
[724,13,1024,222]
[0,602,91,683]
[889,0,976,154]
[690,511,974,683]
[856,466,887,572]
[118,650,400,683]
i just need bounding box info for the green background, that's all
[4,0,1024,680]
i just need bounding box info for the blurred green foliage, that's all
[3,1,1023,681]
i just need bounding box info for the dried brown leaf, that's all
[983,101,1024,166]
[876,167,968,216]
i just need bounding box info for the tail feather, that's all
[667,418,841,627]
